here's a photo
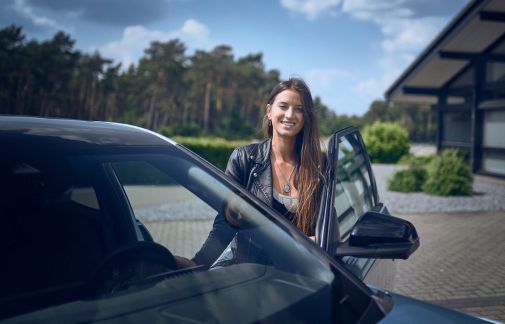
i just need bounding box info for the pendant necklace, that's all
[279,164,296,194]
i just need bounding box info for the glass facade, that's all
[483,110,505,149]
[442,111,471,143]
[482,109,505,175]
[482,151,505,176]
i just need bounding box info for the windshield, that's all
[1,145,373,323]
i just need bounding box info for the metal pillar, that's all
[436,94,447,152]
[471,59,485,172]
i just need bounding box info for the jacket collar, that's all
[249,138,271,167]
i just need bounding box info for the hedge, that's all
[172,136,250,171]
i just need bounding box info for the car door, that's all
[317,126,396,289]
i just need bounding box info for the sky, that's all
[0,0,470,116]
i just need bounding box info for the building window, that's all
[486,62,505,83]
[483,110,505,148]
[482,150,505,176]
[442,111,471,144]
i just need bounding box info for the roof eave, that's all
[384,0,488,101]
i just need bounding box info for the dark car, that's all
[0,116,489,323]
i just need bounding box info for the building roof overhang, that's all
[385,0,505,105]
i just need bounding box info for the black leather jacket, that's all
[226,138,274,204]
[192,139,276,266]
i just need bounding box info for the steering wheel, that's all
[88,241,178,295]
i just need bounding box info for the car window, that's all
[1,148,376,323]
[88,152,340,321]
[333,133,375,240]
[0,159,112,298]
[69,187,100,209]
[111,160,215,259]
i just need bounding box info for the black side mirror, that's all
[335,211,419,260]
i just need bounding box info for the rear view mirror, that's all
[335,211,419,260]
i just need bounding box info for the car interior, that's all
[0,158,112,300]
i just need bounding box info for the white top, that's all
[273,189,299,213]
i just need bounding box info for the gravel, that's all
[135,199,216,222]
[135,163,505,222]
[373,164,505,214]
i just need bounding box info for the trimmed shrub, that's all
[388,166,427,192]
[362,122,410,163]
[398,154,433,167]
[422,149,473,196]
[172,136,249,171]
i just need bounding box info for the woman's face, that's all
[267,89,305,139]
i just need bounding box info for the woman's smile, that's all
[267,89,305,138]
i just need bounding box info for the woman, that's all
[192,77,324,266]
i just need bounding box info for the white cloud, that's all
[342,0,447,55]
[340,0,452,103]
[342,0,410,20]
[280,0,341,20]
[379,16,446,54]
[98,19,212,69]
[12,0,66,30]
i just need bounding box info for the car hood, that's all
[370,287,495,323]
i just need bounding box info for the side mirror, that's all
[335,211,419,260]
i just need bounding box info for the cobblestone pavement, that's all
[144,219,213,258]
[393,212,505,322]
[372,163,505,322]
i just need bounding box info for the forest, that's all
[0,25,435,142]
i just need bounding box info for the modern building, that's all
[385,0,505,177]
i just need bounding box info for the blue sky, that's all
[0,0,469,116]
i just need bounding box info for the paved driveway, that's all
[140,163,505,321]
[372,163,505,321]
[392,212,505,322]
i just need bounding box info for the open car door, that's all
[316,126,419,289]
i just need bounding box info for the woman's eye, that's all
[296,107,304,112]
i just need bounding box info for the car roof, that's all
[0,116,175,153]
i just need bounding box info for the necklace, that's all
[275,162,296,194]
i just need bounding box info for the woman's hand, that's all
[174,256,197,269]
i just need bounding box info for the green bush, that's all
[362,122,410,163]
[422,149,473,196]
[398,154,433,167]
[172,136,249,171]
[388,166,427,192]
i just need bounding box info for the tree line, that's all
[0,25,435,141]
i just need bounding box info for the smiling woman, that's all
[264,78,323,235]
[192,77,324,266]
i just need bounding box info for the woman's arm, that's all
[191,148,247,266]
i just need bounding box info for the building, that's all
[385,0,505,177]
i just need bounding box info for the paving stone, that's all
[372,164,505,322]
[390,211,505,322]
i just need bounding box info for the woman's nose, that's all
[285,107,294,118]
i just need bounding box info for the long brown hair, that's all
[263,78,323,235]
